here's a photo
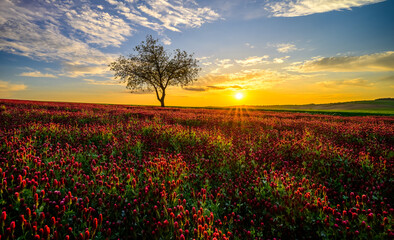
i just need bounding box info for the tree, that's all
[109,35,200,107]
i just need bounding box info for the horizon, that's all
[1,97,392,109]
[1,0,393,106]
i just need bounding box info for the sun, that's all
[235,92,244,100]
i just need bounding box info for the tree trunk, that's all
[159,89,166,107]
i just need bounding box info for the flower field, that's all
[0,99,393,240]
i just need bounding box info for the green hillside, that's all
[252,98,394,116]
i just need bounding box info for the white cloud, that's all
[19,71,57,78]
[235,56,269,66]
[160,35,172,45]
[0,80,27,92]
[216,59,234,69]
[276,43,297,53]
[83,79,123,86]
[197,56,212,61]
[65,5,133,47]
[266,0,386,17]
[147,0,220,30]
[106,0,220,34]
[196,56,213,66]
[245,43,255,49]
[0,0,117,66]
[274,56,290,63]
[138,5,163,20]
[0,0,219,73]
[291,51,394,72]
[61,62,111,78]
[209,55,280,73]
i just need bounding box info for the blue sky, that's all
[0,0,393,106]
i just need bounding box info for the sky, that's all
[0,0,393,107]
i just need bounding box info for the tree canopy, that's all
[109,35,200,107]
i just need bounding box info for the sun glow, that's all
[235,92,244,100]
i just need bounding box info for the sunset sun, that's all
[235,92,244,100]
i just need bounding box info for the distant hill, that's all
[249,98,394,115]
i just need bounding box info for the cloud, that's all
[266,0,386,17]
[273,56,290,63]
[215,59,234,69]
[19,71,57,78]
[183,85,243,92]
[160,35,172,45]
[0,0,115,65]
[199,69,294,90]
[0,0,219,69]
[65,5,133,47]
[316,78,374,88]
[292,51,394,72]
[210,55,290,72]
[61,62,111,77]
[197,56,212,61]
[0,80,27,92]
[379,75,394,82]
[83,79,123,85]
[276,43,297,53]
[196,56,214,66]
[235,56,269,66]
[183,86,207,91]
[106,0,220,33]
[245,43,255,49]
[210,55,272,73]
[206,86,226,90]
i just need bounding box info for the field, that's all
[250,98,394,116]
[0,99,393,239]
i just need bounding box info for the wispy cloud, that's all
[218,59,233,68]
[65,5,133,48]
[0,80,27,92]
[316,79,374,88]
[379,75,394,82]
[83,79,123,86]
[19,71,57,78]
[183,86,207,91]
[245,43,255,49]
[213,59,234,71]
[0,0,114,65]
[199,69,296,90]
[183,85,243,92]
[276,43,297,53]
[274,56,290,63]
[0,0,219,71]
[106,0,220,35]
[266,0,386,17]
[61,62,111,78]
[291,51,394,72]
[235,56,269,66]
[209,54,292,73]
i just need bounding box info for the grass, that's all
[250,108,394,116]
[247,98,394,116]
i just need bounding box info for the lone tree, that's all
[109,35,200,107]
